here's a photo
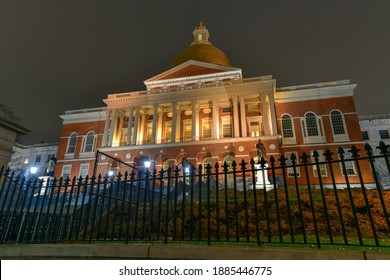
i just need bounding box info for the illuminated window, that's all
[339,149,357,176]
[183,120,192,141]
[310,150,327,177]
[285,151,300,178]
[202,118,212,139]
[165,122,172,143]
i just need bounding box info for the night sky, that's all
[1,1,390,145]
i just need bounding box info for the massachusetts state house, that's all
[55,23,367,186]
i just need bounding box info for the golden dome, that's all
[170,22,232,68]
[171,44,232,68]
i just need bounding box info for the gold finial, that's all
[199,21,204,29]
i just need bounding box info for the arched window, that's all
[305,112,319,136]
[330,110,349,142]
[84,131,96,153]
[66,133,78,154]
[301,112,326,144]
[281,115,294,138]
[202,157,212,173]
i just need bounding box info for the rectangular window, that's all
[248,118,261,137]
[146,124,153,143]
[339,149,357,176]
[362,131,369,140]
[221,107,232,113]
[183,120,192,141]
[285,151,300,178]
[79,164,89,179]
[148,115,154,121]
[61,165,72,178]
[379,130,390,139]
[165,122,172,143]
[310,150,327,177]
[35,155,41,164]
[222,123,233,138]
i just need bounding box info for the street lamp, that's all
[30,166,38,175]
[108,170,114,177]
[144,160,151,169]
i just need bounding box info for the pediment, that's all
[145,60,241,83]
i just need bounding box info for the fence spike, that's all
[324,149,333,161]
[349,145,360,158]
[259,156,267,168]
[240,159,247,170]
[222,161,229,172]
[364,143,373,156]
[377,141,390,155]
[279,155,287,166]
[312,150,320,162]
[300,152,310,164]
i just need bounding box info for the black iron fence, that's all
[0,143,389,248]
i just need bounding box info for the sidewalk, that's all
[1,244,389,260]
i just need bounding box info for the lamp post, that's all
[144,160,151,169]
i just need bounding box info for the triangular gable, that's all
[145,60,241,83]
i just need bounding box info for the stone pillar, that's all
[195,107,200,141]
[108,109,117,147]
[102,108,110,147]
[157,107,164,144]
[132,106,139,146]
[171,102,177,143]
[126,107,133,145]
[232,95,240,137]
[176,107,182,142]
[239,95,247,137]
[212,98,219,139]
[268,92,278,135]
[151,104,158,144]
[262,93,270,135]
[192,100,197,141]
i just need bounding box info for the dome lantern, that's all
[170,22,232,68]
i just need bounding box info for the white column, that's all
[132,106,139,146]
[195,107,200,141]
[171,103,177,143]
[157,107,164,144]
[151,104,158,144]
[102,108,110,146]
[268,92,278,135]
[262,93,270,135]
[192,100,197,141]
[212,98,220,139]
[176,107,182,142]
[126,107,133,145]
[239,95,247,137]
[232,96,240,137]
[108,109,117,147]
